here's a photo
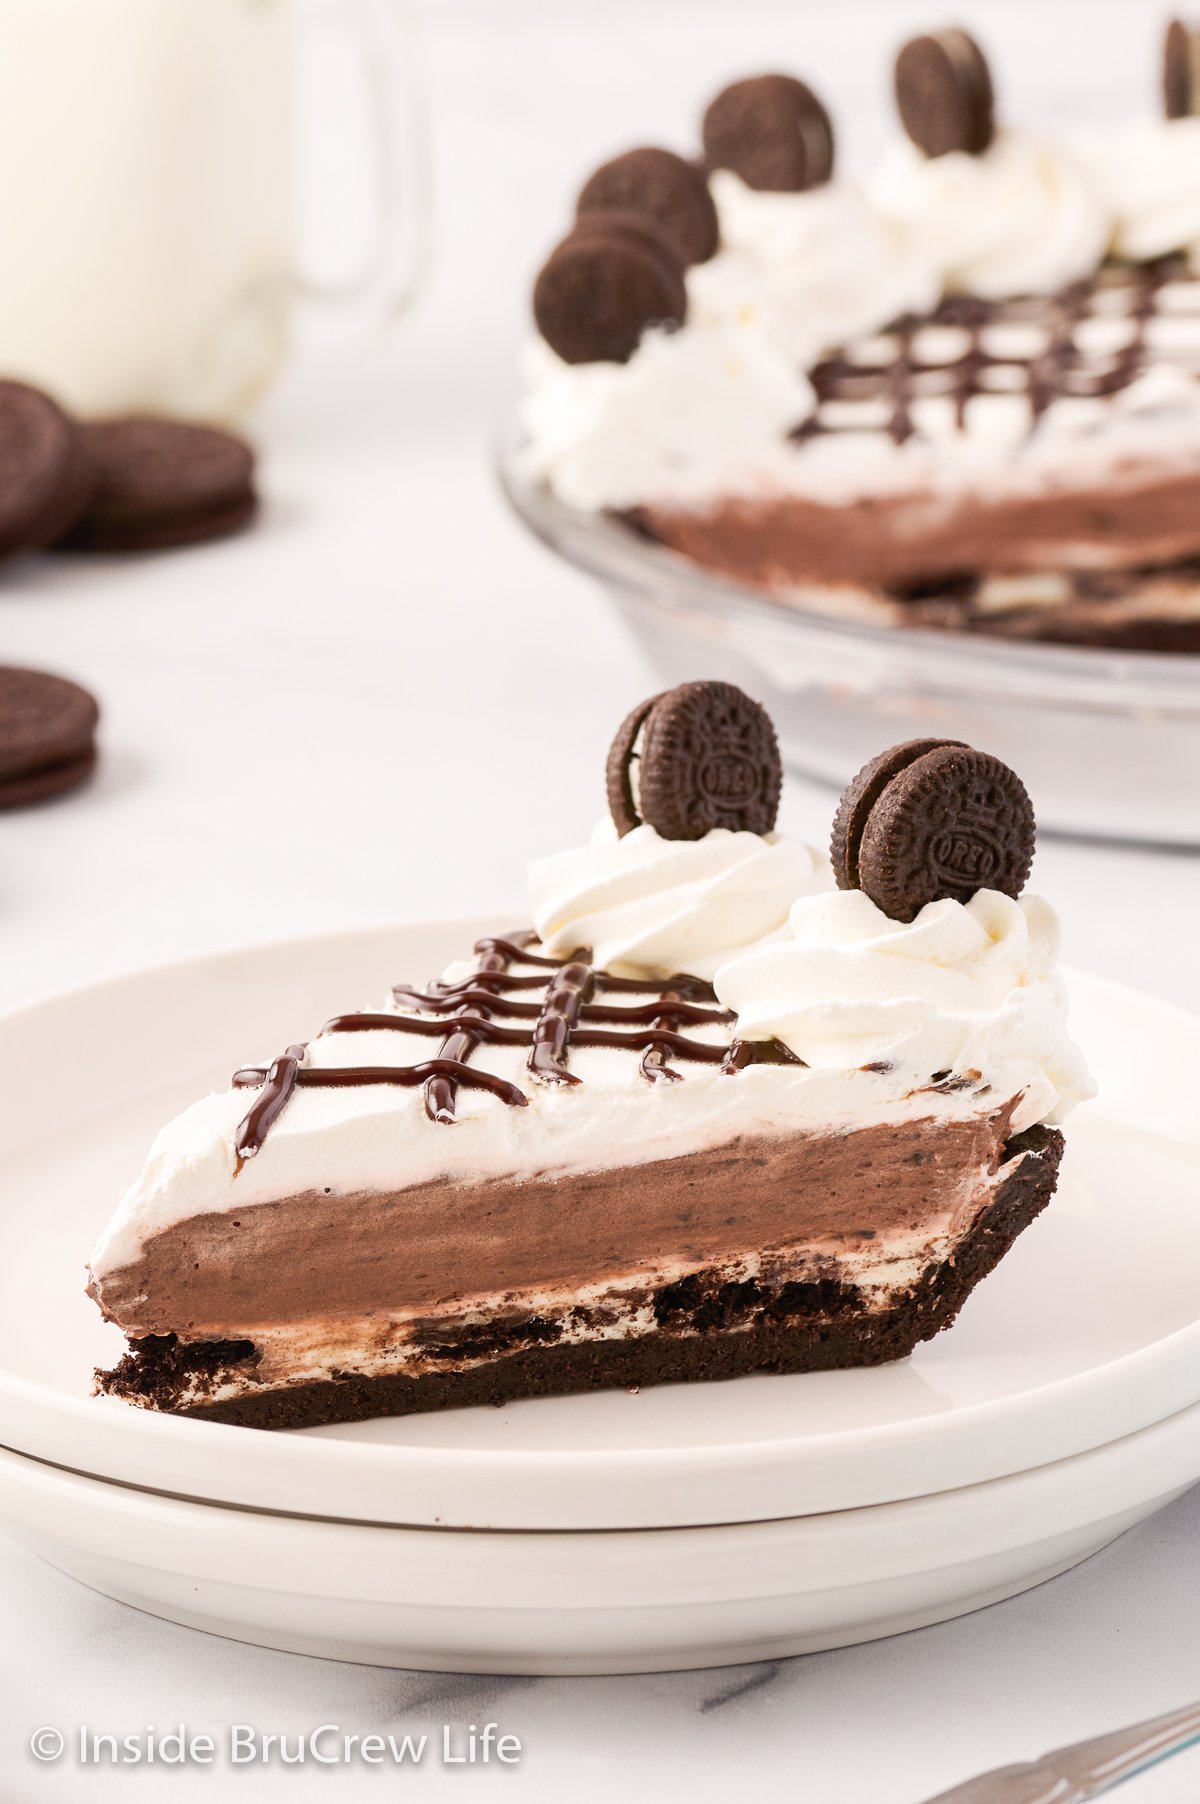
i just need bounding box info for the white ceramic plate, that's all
[1,921,1198,1531]
[2,1399,1199,1673]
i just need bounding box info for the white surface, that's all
[1,0,1199,1797]
[1,1398,1199,1675]
[2,926,1198,1532]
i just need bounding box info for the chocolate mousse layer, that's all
[635,468,1200,591]
[97,1124,1063,1428]
[92,1101,1023,1337]
[616,255,1200,650]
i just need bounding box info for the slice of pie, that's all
[88,689,1092,1428]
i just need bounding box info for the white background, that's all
[2,0,1200,1799]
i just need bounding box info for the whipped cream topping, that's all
[517,324,813,513]
[695,171,940,361]
[529,818,829,980]
[870,130,1110,300]
[518,119,1200,514]
[1079,117,1200,263]
[715,887,1094,1129]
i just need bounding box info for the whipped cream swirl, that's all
[714,886,1094,1127]
[871,129,1111,299]
[693,171,940,361]
[518,323,814,514]
[529,819,830,981]
[1079,117,1200,263]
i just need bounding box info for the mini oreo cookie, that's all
[1164,19,1200,119]
[832,740,1034,923]
[62,417,257,552]
[702,75,834,193]
[577,147,719,268]
[0,664,100,809]
[894,29,995,159]
[533,215,687,365]
[0,380,94,559]
[606,681,781,841]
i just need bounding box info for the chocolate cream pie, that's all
[519,21,1200,651]
[89,685,1093,1428]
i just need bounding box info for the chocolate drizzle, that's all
[230,930,799,1163]
[722,1037,807,1074]
[232,1045,306,1166]
[800,256,1194,447]
[529,955,594,1085]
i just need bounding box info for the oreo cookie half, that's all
[1165,18,1200,118]
[894,29,995,159]
[606,681,782,840]
[832,740,1035,923]
[577,147,719,267]
[702,74,835,192]
[533,215,687,365]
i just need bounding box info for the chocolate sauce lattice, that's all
[231,931,798,1164]
[802,256,1200,446]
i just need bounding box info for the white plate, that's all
[1,921,1198,1531]
[2,1400,1199,1673]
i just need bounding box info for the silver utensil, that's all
[918,1700,1200,1803]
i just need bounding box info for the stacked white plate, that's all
[1,921,1199,1674]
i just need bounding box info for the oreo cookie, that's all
[894,29,995,159]
[831,740,1034,923]
[577,147,719,268]
[606,681,782,840]
[1164,19,1200,119]
[61,417,257,552]
[533,215,687,365]
[0,664,100,809]
[0,380,94,560]
[702,74,835,193]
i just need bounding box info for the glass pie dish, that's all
[500,431,1200,848]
